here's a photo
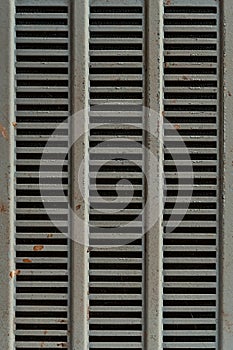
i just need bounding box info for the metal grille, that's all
[14,1,70,348]
[88,0,145,348]
[163,0,219,349]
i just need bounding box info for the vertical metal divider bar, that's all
[145,0,163,349]
[0,0,15,349]
[219,0,233,348]
[70,0,89,349]
[216,1,221,348]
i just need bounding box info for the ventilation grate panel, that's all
[163,0,219,349]
[88,0,145,349]
[14,1,70,349]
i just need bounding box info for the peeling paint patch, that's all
[0,123,8,140]
[33,245,44,251]
[9,270,21,279]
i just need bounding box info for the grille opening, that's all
[17,55,69,62]
[90,67,142,74]
[90,324,142,330]
[164,6,217,14]
[165,32,217,39]
[16,323,67,330]
[90,18,142,25]
[164,43,217,51]
[17,30,68,38]
[165,55,217,63]
[17,79,68,86]
[90,55,142,63]
[16,18,68,25]
[164,18,216,26]
[163,251,216,258]
[90,6,143,13]
[16,43,68,50]
[164,299,216,305]
[16,6,68,13]
[165,80,217,87]
[164,324,216,331]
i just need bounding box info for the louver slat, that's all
[163,1,219,349]
[89,0,144,349]
[15,1,70,349]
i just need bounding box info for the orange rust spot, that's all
[76,204,81,211]
[0,204,7,213]
[23,258,32,263]
[47,234,53,238]
[43,330,48,335]
[9,270,21,279]
[33,245,44,251]
[175,124,181,130]
[0,123,8,140]
[12,122,17,128]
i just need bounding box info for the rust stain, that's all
[23,258,32,263]
[228,91,232,97]
[33,245,44,251]
[162,111,165,117]
[43,330,48,335]
[9,270,21,279]
[87,246,93,253]
[0,123,8,140]
[58,343,67,348]
[87,305,90,321]
[76,204,81,211]
[47,234,53,238]
[164,62,169,68]
[175,124,181,130]
[166,0,171,5]
[0,204,7,213]
[60,319,66,323]
[12,122,17,128]
[183,76,189,80]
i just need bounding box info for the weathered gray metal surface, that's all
[70,0,89,349]
[0,0,230,349]
[219,0,233,348]
[144,0,163,349]
[0,1,15,349]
